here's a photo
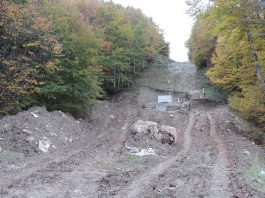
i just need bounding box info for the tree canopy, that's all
[0,0,169,116]
[187,0,265,130]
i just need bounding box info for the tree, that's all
[0,0,59,116]
[188,0,265,130]
[39,0,103,115]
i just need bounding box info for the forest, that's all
[0,0,169,116]
[187,0,265,131]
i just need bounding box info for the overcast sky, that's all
[111,0,194,62]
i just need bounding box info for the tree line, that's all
[187,0,265,131]
[0,0,169,116]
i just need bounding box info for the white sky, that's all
[111,0,194,62]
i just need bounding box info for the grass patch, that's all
[246,156,265,189]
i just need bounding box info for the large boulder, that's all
[130,120,158,135]
[130,120,178,145]
[160,125,178,144]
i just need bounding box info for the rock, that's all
[154,132,162,141]
[153,125,159,134]
[0,137,4,141]
[243,150,250,156]
[141,104,147,109]
[130,120,158,135]
[38,137,51,153]
[160,125,178,143]
[258,170,265,178]
[22,129,33,135]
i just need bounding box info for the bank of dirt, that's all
[0,61,265,197]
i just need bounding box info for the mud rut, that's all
[1,62,265,198]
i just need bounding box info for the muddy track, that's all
[208,112,232,198]
[1,62,265,197]
[115,112,196,198]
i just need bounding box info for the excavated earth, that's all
[0,62,265,198]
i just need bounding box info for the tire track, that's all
[115,113,196,198]
[208,112,232,198]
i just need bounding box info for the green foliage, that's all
[38,1,103,115]
[187,0,265,132]
[0,0,59,116]
[0,0,169,116]
[186,15,216,67]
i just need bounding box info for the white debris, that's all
[0,138,4,141]
[22,129,33,135]
[65,137,73,143]
[169,115,174,118]
[8,164,19,170]
[125,144,140,153]
[131,148,156,157]
[258,170,265,178]
[31,111,39,118]
[110,115,115,119]
[76,121,80,124]
[50,132,57,136]
[38,137,51,153]
[73,189,81,194]
[243,150,250,156]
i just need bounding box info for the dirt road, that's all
[1,62,265,197]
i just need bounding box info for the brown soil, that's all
[0,62,265,198]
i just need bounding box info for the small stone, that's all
[169,115,174,118]
[22,129,33,135]
[0,147,2,152]
[0,138,4,141]
[243,150,250,156]
[258,170,265,178]
[141,104,146,109]
[159,173,165,177]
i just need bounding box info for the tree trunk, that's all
[113,66,116,89]
[245,27,265,85]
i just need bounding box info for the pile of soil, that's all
[0,106,87,159]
